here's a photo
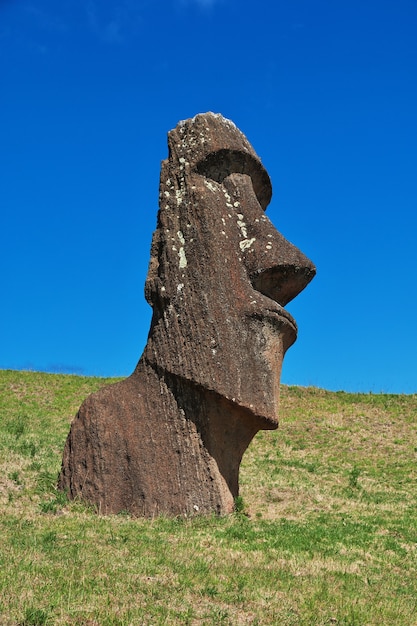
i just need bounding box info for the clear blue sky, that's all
[1,0,416,393]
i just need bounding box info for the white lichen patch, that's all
[240,238,256,251]
[233,201,240,208]
[179,248,187,268]
[179,158,189,171]
[204,180,218,193]
[237,216,248,239]
[265,233,273,250]
[177,231,187,268]
[164,191,170,198]
[237,220,247,237]
[175,189,183,206]
[235,212,256,250]
[177,283,184,292]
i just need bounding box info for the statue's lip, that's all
[250,303,298,336]
[264,305,298,334]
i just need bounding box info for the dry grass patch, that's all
[240,386,417,522]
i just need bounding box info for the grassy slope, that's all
[0,370,416,626]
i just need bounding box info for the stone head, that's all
[143,113,315,427]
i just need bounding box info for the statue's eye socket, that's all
[194,149,272,211]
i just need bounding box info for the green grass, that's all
[1,370,416,625]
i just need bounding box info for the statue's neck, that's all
[137,360,260,505]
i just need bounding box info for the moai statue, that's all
[58,113,315,516]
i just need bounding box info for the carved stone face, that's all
[144,113,315,427]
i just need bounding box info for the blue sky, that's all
[1,0,416,393]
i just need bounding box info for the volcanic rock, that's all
[58,113,315,516]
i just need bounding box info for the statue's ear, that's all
[194,149,272,211]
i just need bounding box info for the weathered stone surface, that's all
[58,112,315,516]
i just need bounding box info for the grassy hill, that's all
[1,370,416,625]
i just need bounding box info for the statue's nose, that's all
[222,173,316,307]
[248,225,316,306]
